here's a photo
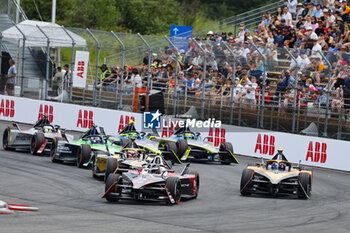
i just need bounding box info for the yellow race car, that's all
[240,151,312,199]
[92,147,152,181]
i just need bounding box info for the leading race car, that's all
[2,115,73,155]
[50,125,123,167]
[240,150,313,199]
[102,158,199,205]
[157,126,239,165]
[110,121,182,163]
[92,134,157,180]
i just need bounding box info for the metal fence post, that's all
[12,23,26,97]
[192,38,207,120]
[111,31,125,110]
[284,47,299,133]
[86,28,100,107]
[62,26,75,102]
[318,50,332,137]
[8,0,11,16]
[36,25,50,100]
[252,43,266,128]
[222,41,236,124]
[164,36,179,116]
[137,33,151,112]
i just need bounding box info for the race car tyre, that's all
[166,177,182,205]
[176,139,188,158]
[240,168,254,196]
[50,137,62,163]
[164,142,178,163]
[298,172,311,199]
[30,133,45,155]
[77,144,91,168]
[104,157,118,183]
[3,126,14,150]
[105,173,122,202]
[186,170,200,198]
[120,138,130,147]
[219,142,234,165]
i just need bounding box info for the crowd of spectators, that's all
[98,0,350,118]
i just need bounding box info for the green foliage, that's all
[115,0,181,35]
[19,0,278,34]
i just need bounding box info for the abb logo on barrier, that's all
[77,109,94,128]
[162,120,175,137]
[118,115,135,132]
[38,104,53,123]
[0,99,15,117]
[306,141,327,163]
[77,61,85,79]
[208,127,226,147]
[254,134,275,156]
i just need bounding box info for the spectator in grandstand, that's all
[52,66,63,96]
[274,76,286,104]
[296,3,305,18]
[242,76,258,109]
[283,6,293,27]
[98,64,111,86]
[314,4,323,18]
[286,0,298,16]
[103,65,118,91]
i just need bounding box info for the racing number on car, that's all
[208,127,225,147]
[118,115,135,132]
[306,141,327,163]
[76,110,94,128]
[254,134,275,156]
[38,104,53,123]
[0,99,14,117]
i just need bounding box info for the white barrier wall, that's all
[0,95,349,171]
[0,95,141,135]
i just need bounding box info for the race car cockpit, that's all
[34,114,54,130]
[119,120,138,135]
[173,126,199,140]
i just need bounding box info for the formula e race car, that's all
[157,126,238,165]
[50,125,123,167]
[240,152,313,198]
[92,134,158,180]
[2,115,73,155]
[102,159,199,205]
[110,121,182,163]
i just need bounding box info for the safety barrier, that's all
[1,94,349,172]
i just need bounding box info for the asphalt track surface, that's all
[1,121,350,233]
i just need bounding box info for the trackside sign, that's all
[0,94,349,171]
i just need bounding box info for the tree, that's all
[116,0,181,35]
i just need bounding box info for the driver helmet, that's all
[43,126,52,133]
[184,133,192,140]
[90,136,100,144]
[272,162,278,170]
[278,148,283,153]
